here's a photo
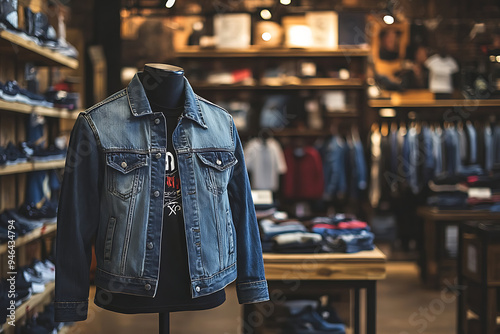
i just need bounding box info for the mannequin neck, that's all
[141,64,185,110]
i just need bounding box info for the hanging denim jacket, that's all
[54,73,269,321]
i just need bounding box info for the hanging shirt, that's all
[244,137,287,191]
[95,105,225,314]
[424,54,458,94]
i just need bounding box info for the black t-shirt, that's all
[95,104,225,314]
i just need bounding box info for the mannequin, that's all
[142,64,185,109]
[143,63,185,334]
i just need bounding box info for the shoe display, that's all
[0,0,18,30]
[18,199,57,222]
[4,141,28,165]
[29,145,66,161]
[1,80,54,107]
[14,287,32,307]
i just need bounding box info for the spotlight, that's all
[262,32,272,41]
[260,9,272,20]
[280,0,291,5]
[383,15,394,25]
[165,0,175,8]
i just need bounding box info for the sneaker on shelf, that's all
[32,259,55,282]
[44,89,77,110]
[30,145,66,161]
[18,200,57,223]
[14,287,32,307]
[0,145,7,165]
[20,266,46,286]
[0,0,19,30]
[0,210,31,235]
[0,280,9,325]
[19,87,53,108]
[4,141,28,165]
[16,268,44,294]
[2,80,22,102]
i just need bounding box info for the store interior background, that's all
[2,0,500,333]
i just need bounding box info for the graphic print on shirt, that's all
[164,151,182,216]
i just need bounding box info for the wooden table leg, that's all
[366,281,376,334]
[424,218,438,288]
[354,287,360,334]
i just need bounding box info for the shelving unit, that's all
[0,160,66,176]
[0,29,78,69]
[0,3,80,333]
[369,98,500,108]
[0,100,80,119]
[177,47,369,138]
[0,224,57,255]
[176,46,371,58]
[191,78,364,90]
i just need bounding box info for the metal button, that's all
[144,284,151,291]
[154,118,160,125]
[154,191,160,197]
[121,161,127,168]
[195,286,201,292]
[147,242,154,250]
[216,159,222,165]
[155,153,162,159]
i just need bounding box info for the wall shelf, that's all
[0,224,56,255]
[176,46,371,58]
[369,99,500,108]
[0,100,80,119]
[192,78,364,91]
[0,29,78,69]
[0,159,66,176]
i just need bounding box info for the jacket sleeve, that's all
[227,120,270,304]
[54,113,103,322]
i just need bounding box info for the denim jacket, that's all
[54,73,269,322]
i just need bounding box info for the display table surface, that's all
[243,248,387,334]
[417,206,500,288]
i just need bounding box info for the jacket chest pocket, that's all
[196,151,238,195]
[106,152,148,200]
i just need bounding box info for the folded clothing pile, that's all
[311,219,375,254]
[259,214,374,254]
[278,300,346,334]
[427,171,500,211]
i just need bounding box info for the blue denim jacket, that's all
[54,73,269,322]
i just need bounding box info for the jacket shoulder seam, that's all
[81,113,103,149]
[84,90,127,115]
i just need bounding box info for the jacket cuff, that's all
[54,301,88,322]
[236,280,270,304]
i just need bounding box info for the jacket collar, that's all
[126,72,207,129]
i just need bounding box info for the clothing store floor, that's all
[69,262,455,334]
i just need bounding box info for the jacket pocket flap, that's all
[196,151,238,171]
[106,152,148,174]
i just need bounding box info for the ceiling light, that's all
[379,108,396,117]
[262,32,272,41]
[260,9,272,20]
[280,0,291,5]
[383,15,394,25]
[165,0,175,8]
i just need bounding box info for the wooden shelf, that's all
[1,281,55,331]
[369,98,500,108]
[0,100,80,119]
[0,159,66,176]
[0,29,78,69]
[0,224,57,255]
[192,78,364,90]
[273,129,329,137]
[176,46,370,58]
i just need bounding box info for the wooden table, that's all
[242,248,387,334]
[417,207,500,288]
